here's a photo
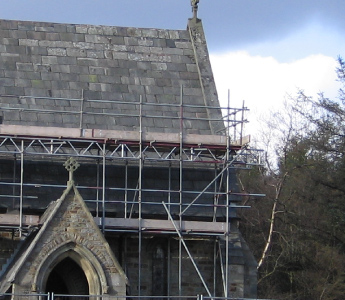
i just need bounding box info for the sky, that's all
[1,0,345,136]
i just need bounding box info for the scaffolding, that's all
[0,93,264,298]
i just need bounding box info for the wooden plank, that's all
[0,214,39,226]
[95,217,228,233]
[0,124,244,147]
[0,214,227,234]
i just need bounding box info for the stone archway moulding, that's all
[34,240,109,295]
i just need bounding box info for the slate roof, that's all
[0,18,224,135]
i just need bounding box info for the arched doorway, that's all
[36,244,107,296]
[46,257,89,295]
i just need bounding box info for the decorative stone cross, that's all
[191,0,200,18]
[63,157,80,182]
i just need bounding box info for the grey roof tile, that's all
[0,18,224,135]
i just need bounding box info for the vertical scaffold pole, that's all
[79,89,85,137]
[225,89,231,297]
[213,238,217,296]
[163,202,212,298]
[218,238,227,296]
[102,143,106,233]
[167,237,171,297]
[178,85,184,297]
[213,164,218,222]
[19,140,24,237]
[168,161,171,218]
[125,161,128,218]
[96,158,100,218]
[138,95,143,297]
[241,100,245,145]
[12,154,16,213]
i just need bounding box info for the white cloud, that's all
[210,51,341,135]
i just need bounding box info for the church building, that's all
[0,3,258,299]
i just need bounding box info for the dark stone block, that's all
[162,87,181,97]
[1,38,19,46]
[41,72,59,81]
[18,24,35,31]
[83,90,102,100]
[153,38,167,48]
[59,73,80,82]
[27,31,46,40]
[45,32,60,41]
[156,78,172,87]
[160,70,179,79]
[0,78,15,86]
[0,61,16,70]
[23,87,48,97]
[124,36,138,46]
[112,84,129,93]
[9,30,27,39]
[33,64,51,73]
[4,45,25,55]
[50,64,70,73]
[57,56,77,65]
[69,81,88,90]
[128,85,144,95]
[98,75,121,84]
[5,86,24,96]
[3,110,20,121]
[66,25,76,33]
[0,29,10,39]
[16,62,34,71]
[97,58,118,68]
[166,39,176,48]
[26,46,48,55]
[179,30,190,40]
[87,50,104,59]
[59,89,82,99]
[144,85,164,95]
[70,65,89,74]
[62,114,79,124]
[66,48,87,57]
[60,32,85,42]
[24,71,41,80]
[53,24,68,33]
[118,60,136,69]
[34,25,54,32]
[142,29,158,38]
[77,57,99,67]
[20,111,39,122]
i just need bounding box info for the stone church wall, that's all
[104,235,223,296]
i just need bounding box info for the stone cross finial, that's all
[191,0,199,18]
[63,157,80,182]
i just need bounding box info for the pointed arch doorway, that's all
[36,243,108,297]
[45,257,89,296]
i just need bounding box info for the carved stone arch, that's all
[34,241,108,295]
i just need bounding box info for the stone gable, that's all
[0,179,127,296]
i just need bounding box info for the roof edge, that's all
[0,124,249,147]
[187,18,225,135]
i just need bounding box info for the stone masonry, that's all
[0,178,127,297]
